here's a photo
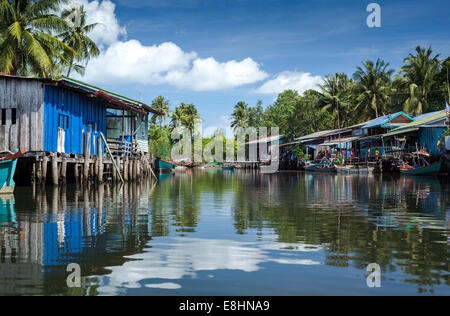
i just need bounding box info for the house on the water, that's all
[0,73,160,184]
[382,110,447,156]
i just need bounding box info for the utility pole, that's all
[447,68,450,131]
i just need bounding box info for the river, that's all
[0,170,449,296]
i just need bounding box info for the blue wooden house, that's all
[0,74,158,157]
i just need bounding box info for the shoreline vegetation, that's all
[1,1,449,162]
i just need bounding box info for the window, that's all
[59,114,69,130]
[11,108,16,125]
[1,109,5,126]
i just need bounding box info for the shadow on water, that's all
[0,171,449,295]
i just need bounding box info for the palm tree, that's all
[182,103,201,136]
[397,46,441,116]
[151,96,170,128]
[170,105,186,130]
[319,73,354,128]
[59,5,100,77]
[230,101,249,131]
[0,0,73,77]
[353,59,394,119]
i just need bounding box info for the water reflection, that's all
[0,171,449,295]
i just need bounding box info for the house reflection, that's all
[0,181,154,295]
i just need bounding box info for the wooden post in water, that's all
[132,159,137,181]
[136,159,141,180]
[116,156,121,183]
[84,131,91,182]
[61,157,67,185]
[74,163,80,184]
[51,153,58,186]
[128,158,133,181]
[112,157,117,183]
[98,136,104,183]
[123,156,129,182]
[41,155,48,185]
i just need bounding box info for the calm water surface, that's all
[1,170,449,296]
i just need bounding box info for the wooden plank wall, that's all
[0,78,45,152]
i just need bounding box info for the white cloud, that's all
[254,71,323,95]
[66,0,127,45]
[80,40,268,91]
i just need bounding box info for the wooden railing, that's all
[106,137,141,157]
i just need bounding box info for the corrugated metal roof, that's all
[62,77,160,115]
[245,135,285,145]
[362,112,415,129]
[385,111,446,134]
[383,128,419,138]
[414,110,443,121]
[0,73,160,115]
[321,136,361,146]
[296,129,337,141]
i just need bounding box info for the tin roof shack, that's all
[359,112,415,159]
[383,111,447,157]
[62,77,159,157]
[0,74,159,185]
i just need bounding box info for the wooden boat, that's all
[222,164,236,171]
[335,165,359,174]
[399,161,442,176]
[314,165,336,173]
[0,149,24,194]
[304,161,328,172]
[157,158,176,173]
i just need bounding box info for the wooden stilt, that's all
[42,155,48,185]
[124,156,129,182]
[51,153,58,186]
[74,163,80,184]
[132,159,137,181]
[61,157,67,185]
[116,156,121,183]
[98,136,103,183]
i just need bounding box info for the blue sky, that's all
[75,0,450,130]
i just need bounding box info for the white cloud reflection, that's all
[96,238,322,295]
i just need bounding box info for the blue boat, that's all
[0,149,24,195]
[157,158,176,173]
[222,165,236,171]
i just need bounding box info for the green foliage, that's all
[149,126,172,158]
[151,96,170,127]
[397,46,442,116]
[262,89,334,139]
[291,144,311,161]
[0,0,75,77]
[353,59,394,119]
[170,103,201,135]
[59,5,100,77]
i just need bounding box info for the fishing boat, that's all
[335,165,359,174]
[0,149,24,195]
[399,161,442,176]
[222,164,236,171]
[156,158,176,173]
[314,165,336,173]
[304,160,328,172]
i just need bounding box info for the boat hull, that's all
[157,159,176,173]
[314,166,336,173]
[400,162,442,176]
[222,166,236,171]
[0,152,20,195]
